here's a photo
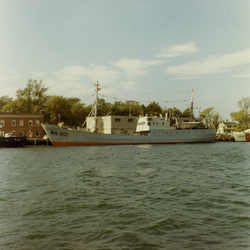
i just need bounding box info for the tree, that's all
[230,97,250,131]
[71,102,88,127]
[200,107,221,129]
[120,100,140,116]
[181,107,191,117]
[145,102,163,116]
[3,79,49,113]
[110,101,124,115]
[16,79,49,112]
[165,107,181,117]
[2,99,26,113]
[0,96,13,111]
[139,104,146,116]
[96,98,112,116]
[43,95,72,125]
[43,95,88,127]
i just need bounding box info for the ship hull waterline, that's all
[42,124,216,146]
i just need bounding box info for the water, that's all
[0,142,250,249]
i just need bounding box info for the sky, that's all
[1,0,250,120]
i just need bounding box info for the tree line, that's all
[1,79,249,131]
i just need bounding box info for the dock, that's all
[215,135,235,142]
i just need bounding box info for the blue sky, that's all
[1,0,250,120]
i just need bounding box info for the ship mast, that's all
[94,81,101,130]
[190,89,194,122]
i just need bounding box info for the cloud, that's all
[44,64,121,98]
[166,49,250,77]
[156,42,198,58]
[113,58,165,80]
[52,65,120,85]
[0,72,24,98]
[231,73,250,78]
[31,71,45,79]
[121,81,137,90]
[174,76,199,80]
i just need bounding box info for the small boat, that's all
[42,83,216,146]
[0,135,27,148]
[233,129,250,142]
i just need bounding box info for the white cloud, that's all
[0,72,24,98]
[52,65,120,85]
[174,76,199,80]
[31,71,45,79]
[166,49,250,77]
[231,73,250,78]
[156,42,198,58]
[121,81,137,90]
[113,58,165,80]
[45,64,121,98]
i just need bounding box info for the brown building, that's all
[0,113,44,138]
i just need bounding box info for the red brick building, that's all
[0,113,44,138]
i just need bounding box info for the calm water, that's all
[0,142,250,250]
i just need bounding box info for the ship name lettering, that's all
[59,132,68,137]
[50,130,58,136]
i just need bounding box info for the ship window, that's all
[128,119,133,123]
[162,122,164,125]
[156,122,158,125]
[148,122,151,126]
[115,118,121,122]
[163,132,165,134]
[153,122,155,125]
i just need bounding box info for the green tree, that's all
[181,107,191,117]
[0,96,13,111]
[3,79,49,113]
[71,102,88,127]
[145,102,163,116]
[139,104,146,116]
[165,107,181,117]
[2,99,26,113]
[230,97,250,131]
[43,95,87,127]
[43,95,72,125]
[120,100,140,116]
[200,107,221,129]
[97,98,112,116]
[110,101,124,115]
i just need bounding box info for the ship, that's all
[0,135,27,147]
[233,129,250,142]
[42,82,216,146]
